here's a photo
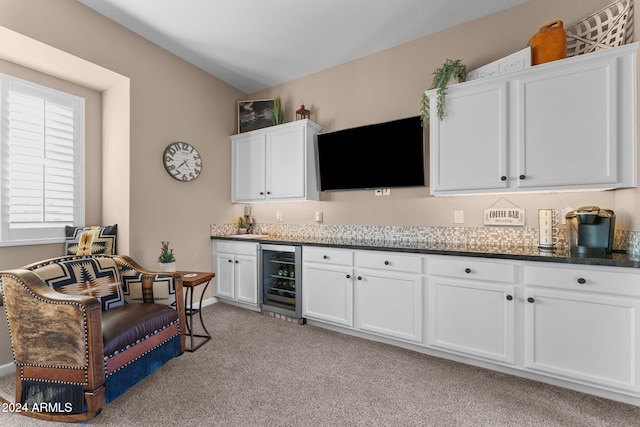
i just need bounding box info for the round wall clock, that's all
[163,142,202,182]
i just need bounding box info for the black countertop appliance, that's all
[565,206,615,256]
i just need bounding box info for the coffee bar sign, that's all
[483,208,526,226]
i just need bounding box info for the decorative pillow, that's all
[30,257,124,311]
[116,258,178,308]
[65,224,117,255]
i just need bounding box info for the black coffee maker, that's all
[565,206,615,256]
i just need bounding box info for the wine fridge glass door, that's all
[260,244,302,318]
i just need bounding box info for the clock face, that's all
[163,142,202,182]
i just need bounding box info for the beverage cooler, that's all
[260,244,302,319]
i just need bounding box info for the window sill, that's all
[0,238,65,248]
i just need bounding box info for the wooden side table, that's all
[178,271,215,352]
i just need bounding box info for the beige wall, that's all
[248,0,635,231]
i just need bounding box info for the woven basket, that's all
[566,0,634,57]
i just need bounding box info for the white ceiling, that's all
[78,0,529,94]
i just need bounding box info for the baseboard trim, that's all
[189,296,217,310]
[200,297,217,308]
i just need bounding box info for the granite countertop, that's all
[211,234,640,269]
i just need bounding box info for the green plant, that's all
[238,216,247,229]
[420,59,467,125]
[158,241,175,263]
[272,96,283,125]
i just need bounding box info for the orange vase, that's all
[528,20,567,65]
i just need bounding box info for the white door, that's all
[427,278,515,364]
[524,287,640,392]
[215,253,235,299]
[430,81,509,194]
[515,57,619,189]
[266,124,306,199]
[303,263,354,327]
[235,254,258,304]
[232,134,266,202]
[355,269,422,343]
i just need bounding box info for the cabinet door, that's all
[515,57,619,189]
[235,254,258,304]
[232,134,266,202]
[524,287,640,392]
[427,278,515,364]
[303,263,353,327]
[430,81,508,194]
[266,124,306,199]
[215,253,235,299]
[354,269,422,343]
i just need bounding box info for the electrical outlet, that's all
[454,210,464,224]
[276,211,283,222]
[382,188,391,196]
[374,189,382,196]
[315,211,323,223]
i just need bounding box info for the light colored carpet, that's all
[1,302,640,426]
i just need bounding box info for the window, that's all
[0,73,85,246]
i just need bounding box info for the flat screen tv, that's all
[317,116,425,191]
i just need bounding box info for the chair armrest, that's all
[114,256,186,352]
[0,270,105,387]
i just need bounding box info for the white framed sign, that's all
[483,208,526,226]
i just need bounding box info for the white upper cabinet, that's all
[428,43,638,196]
[430,81,509,193]
[231,119,321,202]
[232,133,266,202]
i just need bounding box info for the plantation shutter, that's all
[0,74,85,244]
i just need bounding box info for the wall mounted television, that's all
[317,116,425,191]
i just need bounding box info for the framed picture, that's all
[238,99,274,133]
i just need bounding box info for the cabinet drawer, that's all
[356,251,423,274]
[215,241,258,256]
[429,257,515,284]
[524,264,640,297]
[304,247,353,266]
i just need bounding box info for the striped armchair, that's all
[0,254,185,422]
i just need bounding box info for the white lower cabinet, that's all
[213,241,259,309]
[523,264,640,393]
[427,257,516,364]
[303,247,423,343]
[215,252,235,299]
[302,247,354,326]
[303,263,354,327]
[355,268,423,343]
[428,278,515,364]
[353,250,424,343]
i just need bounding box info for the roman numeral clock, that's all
[163,142,202,181]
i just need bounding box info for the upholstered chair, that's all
[0,254,185,422]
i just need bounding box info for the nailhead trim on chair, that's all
[20,367,87,386]
[1,273,91,386]
[103,321,180,377]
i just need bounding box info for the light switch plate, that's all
[454,210,464,224]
